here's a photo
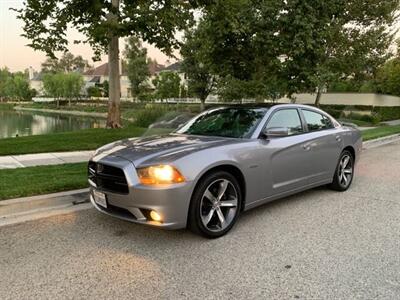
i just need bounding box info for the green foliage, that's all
[375,57,400,96]
[181,27,215,105]
[13,1,207,60]
[42,72,84,100]
[41,52,91,74]
[346,112,381,125]
[132,105,170,127]
[87,86,102,97]
[102,80,109,97]
[152,72,181,99]
[324,108,343,119]
[124,37,150,98]
[373,106,400,121]
[0,68,35,101]
[193,0,398,102]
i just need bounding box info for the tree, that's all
[42,72,84,106]
[191,0,398,104]
[11,73,34,101]
[63,73,84,105]
[0,70,35,101]
[153,71,181,99]
[0,68,11,100]
[375,57,400,96]
[278,0,399,106]
[124,37,150,98]
[87,86,102,98]
[41,52,91,74]
[181,27,215,110]
[14,1,208,128]
[42,73,65,106]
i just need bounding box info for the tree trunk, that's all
[314,86,323,107]
[106,0,122,128]
[200,98,205,111]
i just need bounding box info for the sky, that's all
[0,0,175,72]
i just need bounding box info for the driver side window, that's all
[266,109,303,135]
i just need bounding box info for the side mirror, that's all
[263,127,290,138]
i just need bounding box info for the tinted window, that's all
[176,107,267,138]
[266,109,303,135]
[302,110,333,131]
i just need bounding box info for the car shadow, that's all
[82,185,336,259]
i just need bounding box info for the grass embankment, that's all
[0,163,88,200]
[361,125,400,141]
[0,126,172,156]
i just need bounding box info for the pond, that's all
[0,110,106,139]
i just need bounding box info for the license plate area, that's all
[93,190,107,208]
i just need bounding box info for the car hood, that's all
[93,133,245,166]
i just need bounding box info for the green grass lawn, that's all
[0,126,172,156]
[361,125,400,141]
[339,118,377,127]
[0,163,88,200]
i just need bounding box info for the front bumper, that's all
[89,155,194,230]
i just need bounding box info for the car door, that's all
[261,108,314,197]
[300,109,342,183]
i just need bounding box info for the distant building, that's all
[158,61,186,86]
[28,60,189,99]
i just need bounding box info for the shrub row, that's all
[372,106,400,122]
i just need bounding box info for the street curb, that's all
[0,203,92,227]
[0,188,92,227]
[0,188,89,205]
[362,133,400,150]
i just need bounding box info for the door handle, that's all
[335,135,342,142]
[302,144,311,151]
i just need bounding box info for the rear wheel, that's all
[188,171,242,238]
[329,150,354,191]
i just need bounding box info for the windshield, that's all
[176,107,268,138]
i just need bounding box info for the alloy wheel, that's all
[200,179,238,232]
[338,154,353,188]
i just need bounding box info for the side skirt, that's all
[244,179,332,211]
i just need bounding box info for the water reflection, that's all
[0,110,106,139]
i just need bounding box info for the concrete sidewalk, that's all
[0,150,94,169]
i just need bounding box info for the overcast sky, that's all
[0,0,175,72]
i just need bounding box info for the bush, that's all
[324,108,342,119]
[131,106,169,127]
[372,106,400,122]
[346,112,381,125]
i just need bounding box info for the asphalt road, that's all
[1,141,399,299]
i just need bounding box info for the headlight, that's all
[137,165,185,185]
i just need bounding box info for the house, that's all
[158,61,186,87]
[83,63,132,98]
[29,60,186,99]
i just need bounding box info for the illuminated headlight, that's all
[137,165,185,185]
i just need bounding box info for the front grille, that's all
[88,161,129,194]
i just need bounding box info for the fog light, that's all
[150,210,162,222]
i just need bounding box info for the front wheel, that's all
[329,150,354,191]
[188,171,242,238]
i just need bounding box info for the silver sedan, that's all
[88,104,362,238]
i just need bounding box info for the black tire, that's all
[188,171,242,238]
[329,150,354,191]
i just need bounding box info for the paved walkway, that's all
[0,150,94,169]
[382,119,400,126]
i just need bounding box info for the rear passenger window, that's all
[266,109,303,135]
[302,110,333,132]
